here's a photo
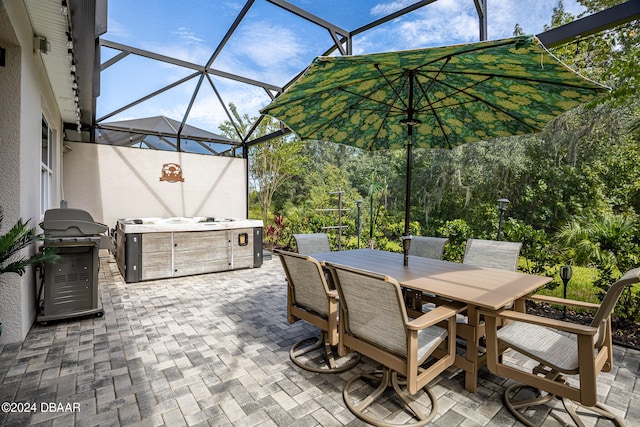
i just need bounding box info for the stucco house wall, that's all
[1,1,64,343]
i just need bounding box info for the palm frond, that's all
[0,208,60,276]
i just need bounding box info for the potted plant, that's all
[0,208,60,336]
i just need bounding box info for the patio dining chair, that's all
[462,238,522,271]
[423,238,522,316]
[456,237,522,311]
[458,237,523,310]
[481,267,640,427]
[275,249,360,373]
[293,233,331,254]
[327,262,457,427]
[408,236,448,259]
[405,236,448,310]
[421,238,523,390]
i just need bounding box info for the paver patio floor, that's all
[0,254,638,426]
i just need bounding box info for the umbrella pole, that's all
[403,129,413,267]
[402,71,418,267]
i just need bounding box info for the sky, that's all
[98,0,586,137]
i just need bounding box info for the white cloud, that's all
[179,84,270,134]
[226,21,307,69]
[370,0,417,17]
[173,27,205,44]
[360,0,586,53]
[359,0,479,52]
[488,0,586,39]
[212,20,310,88]
[141,26,212,65]
[397,1,479,45]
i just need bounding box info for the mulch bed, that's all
[526,300,640,349]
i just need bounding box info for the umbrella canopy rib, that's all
[416,66,606,90]
[375,64,411,112]
[416,73,542,133]
[420,80,453,149]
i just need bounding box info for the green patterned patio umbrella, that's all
[261,35,608,264]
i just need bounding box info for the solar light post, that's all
[356,199,362,248]
[497,198,510,241]
[560,265,572,319]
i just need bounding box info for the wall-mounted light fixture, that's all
[33,36,50,54]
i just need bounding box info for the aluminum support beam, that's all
[474,0,488,41]
[100,39,282,92]
[207,0,255,68]
[351,0,439,36]
[266,0,349,37]
[537,0,640,48]
[97,72,201,122]
[266,0,350,54]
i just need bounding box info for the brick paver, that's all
[0,254,638,426]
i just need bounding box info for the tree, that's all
[219,104,305,223]
[250,132,305,224]
[366,171,386,242]
[547,0,640,106]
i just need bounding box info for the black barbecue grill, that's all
[38,208,108,323]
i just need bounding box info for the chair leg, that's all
[391,371,436,423]
[290,331,360,373]
[352,370,390,411]
[504,383,557,427]
[343,367,438,427]
[504,382,626,427]
[561,397,625,427]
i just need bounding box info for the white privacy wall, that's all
[62,142,248,229]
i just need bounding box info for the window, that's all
[41,116,53,216]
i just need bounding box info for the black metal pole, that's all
[402,71,417,267]
[356,200,362,249]
[337,189,342,251]
[496,198,509,241]
[403,139,412,266]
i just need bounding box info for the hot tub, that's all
[115,217,263,283]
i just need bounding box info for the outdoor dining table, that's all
[310,248,553,393]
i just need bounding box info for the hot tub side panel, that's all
[116,224,263,283]
[116,229,142,283]
[141,233,174,281]
[172,231,230,277]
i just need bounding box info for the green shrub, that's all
[437,219,473,262]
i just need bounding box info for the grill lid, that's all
[41,208,108,237]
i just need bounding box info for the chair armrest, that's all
[480,308,598,336]
[407,304,457,330]
[327,290,338,299]
[527,294,601,311]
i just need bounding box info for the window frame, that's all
[40,115,54,216]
